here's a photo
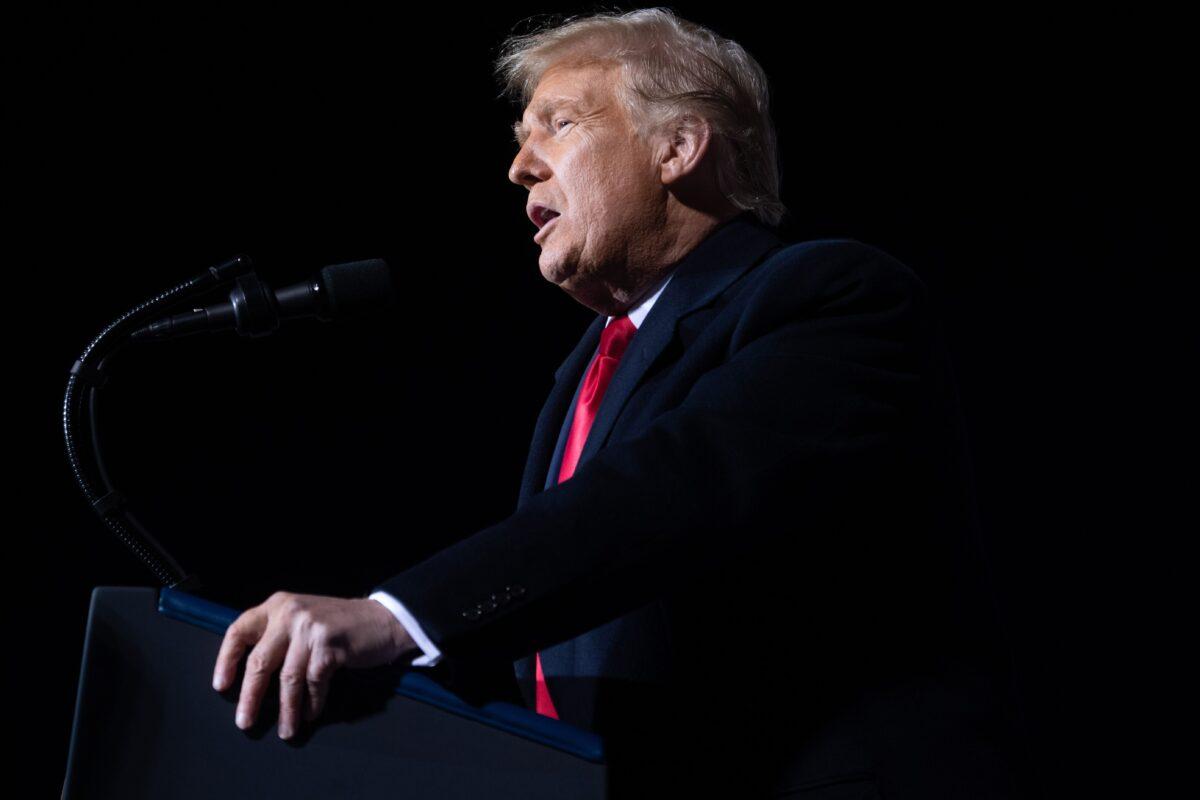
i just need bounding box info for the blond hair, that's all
[495,7,787,227]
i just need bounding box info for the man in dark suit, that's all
[214,9,1025,797]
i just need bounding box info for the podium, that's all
[62,587,608,799]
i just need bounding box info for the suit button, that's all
[462,608,482,621]
[482,598,498,613]
[508,585,526,597]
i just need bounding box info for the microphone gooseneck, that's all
[64,254,393,589]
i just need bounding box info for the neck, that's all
[607,205,742,316]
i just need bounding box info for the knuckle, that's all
[268,590,292,606]
[279,669,305,688]
[245,651,271,675]
[280,596,306,616]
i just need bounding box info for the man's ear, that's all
[658,114,715,186]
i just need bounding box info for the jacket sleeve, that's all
[373,241,933,662]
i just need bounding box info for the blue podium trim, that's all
[158,587,606,763]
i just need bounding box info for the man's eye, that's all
[555,119,573,131]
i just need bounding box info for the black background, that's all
[10,2,1188,795]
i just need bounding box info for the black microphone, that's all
[131,258,394,340]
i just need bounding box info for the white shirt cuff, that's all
[369,591,443,667]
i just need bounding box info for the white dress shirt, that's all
[370,269,676,667]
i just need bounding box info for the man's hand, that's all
[212,591,417,739]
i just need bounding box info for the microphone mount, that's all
[64,254,393,588]
[62,254,254,590]
[131,271,286,340]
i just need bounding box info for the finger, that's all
[235,625,290,730]
[213,607,268,692]
[304,645,345,724]
[277,637,312,740]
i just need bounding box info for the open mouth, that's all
[532,205,560,228]
[534,212,561,243]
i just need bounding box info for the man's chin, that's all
[538,254,576,287]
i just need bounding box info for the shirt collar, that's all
[604,269,676,330]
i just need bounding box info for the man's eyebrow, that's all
[512,97,582,146]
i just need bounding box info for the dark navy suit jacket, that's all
[376,212,1025,798]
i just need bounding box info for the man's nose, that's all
[508,142,550,187]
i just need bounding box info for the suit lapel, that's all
[576,214,783,468]
[516,315,605,509]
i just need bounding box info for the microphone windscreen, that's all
[318,259,395,319]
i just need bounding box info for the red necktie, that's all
[535,314,638,719]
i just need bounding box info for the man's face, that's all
[508,62,668,314]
